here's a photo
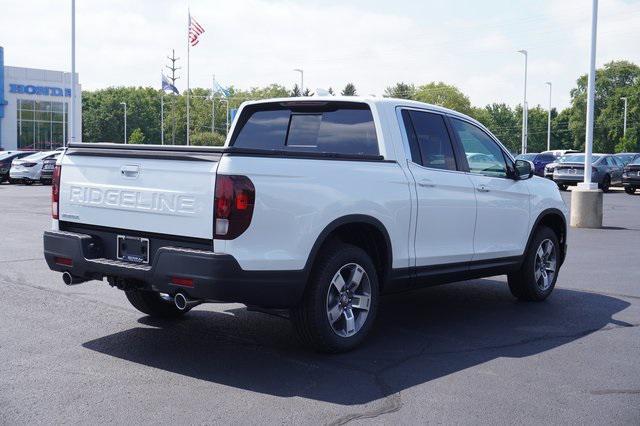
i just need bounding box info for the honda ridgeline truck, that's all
[44,97,568,352]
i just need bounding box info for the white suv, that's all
[44,97,569,352]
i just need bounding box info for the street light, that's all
[293,68,304,95]
[545,82,552,151]
[120,102,127,144]
[517,50,528,154]
[621,97,628,138]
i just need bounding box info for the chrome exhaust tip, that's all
[174,292,201,311]
[62,271,87,286]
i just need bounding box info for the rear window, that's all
[230,102,379,156]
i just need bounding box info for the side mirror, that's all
[514,159,534,180]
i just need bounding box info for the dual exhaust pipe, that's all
[62,273,202,311]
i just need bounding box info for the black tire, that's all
[624,186,636,195]
[557,183,568,191]
[600,175,611,193]
[291,243,379,353]
[508,226,560,302]
[125,289,188,318]
[24,180,33,186]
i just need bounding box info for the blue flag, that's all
[162,74,179,95]
[213,79,230,97]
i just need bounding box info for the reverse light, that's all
[214,175,255,239]
[52,165,61,219]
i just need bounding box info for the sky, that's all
[1,0,639,109]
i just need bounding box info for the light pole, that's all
[571,0,601,229]
[293,68,304,95]
[219,99,229,133]
[120,102,127,144]
[621,97,628,138]
[545,82,552,151]
[69,0,76,145]
[517,50,528,154]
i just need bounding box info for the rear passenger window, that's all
[231,102,379,156]
[401,110,457,171]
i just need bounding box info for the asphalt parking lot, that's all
[1,183,638,425]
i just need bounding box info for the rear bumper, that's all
[43,230,306,308]
[10,168,39,180]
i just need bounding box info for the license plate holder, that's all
[117,235,150,264]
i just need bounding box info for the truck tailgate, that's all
[58,147,219,240]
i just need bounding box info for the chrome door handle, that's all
[418,179,435,188]
[477,184,490,192]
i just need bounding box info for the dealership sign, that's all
[9,84,71,97]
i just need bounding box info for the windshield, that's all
[516,153,537,161]
[561,154,602,164]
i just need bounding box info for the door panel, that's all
[409,164,477,265]
[400,109,477,267]
[449,118,531,261]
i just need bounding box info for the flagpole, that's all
[211,74,216,133]
[161,91,164,145]
[186,8,190,146]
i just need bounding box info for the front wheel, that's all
[624,186,636,195]
[508,226,560,302]
[292,243,379,353]
[125,289,188,318]
[557,183,568,191]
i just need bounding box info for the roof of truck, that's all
[240,96,487,134]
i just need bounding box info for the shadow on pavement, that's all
[83,279,629,406]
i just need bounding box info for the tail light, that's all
[52,165,61,219]
[214,175,255,239]
[21,162,37,167]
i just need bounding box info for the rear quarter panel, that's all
[215,155,412,271]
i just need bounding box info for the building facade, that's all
[0,47,81,151]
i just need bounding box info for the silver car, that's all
[9,151,60,185]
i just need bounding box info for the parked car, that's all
[0,151,35,183]
[9,150,60,185]
[542,150,579,179]
[614,152,640,167]
[553,153,624,192]
[622,156,640,194]
[515,152,556,177]
[43,97,568,353]
[39,154,60,185]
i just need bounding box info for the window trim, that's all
[396,106,468,174]
[447,115,517,179]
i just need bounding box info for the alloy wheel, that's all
[534,239,556,291]
[326,263,372,337]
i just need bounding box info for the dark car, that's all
[615,152,640,167]
[0,151,36,183]
[39,155,59,184]
[553,153,624,192]
[622,156,640,195]
[515,152,556,177]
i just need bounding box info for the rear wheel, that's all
[600,175,611,192]
[292,243,379,353]
[508,226,560,302]
[125,289,188,318]
[624,186,636,195]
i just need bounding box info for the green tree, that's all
[413,82,473,116]
[328,87,335,95]
[190,131,226,146]
[341,83,357,96]
[384,82,416,99]
[290,84,301,97]
[129,128,145,144]
[567,60,640,153]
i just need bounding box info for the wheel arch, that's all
[303,215,393,291]
[525,208,567,266]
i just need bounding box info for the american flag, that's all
[188,14,205,46]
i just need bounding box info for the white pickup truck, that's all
[44,97,568,352]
